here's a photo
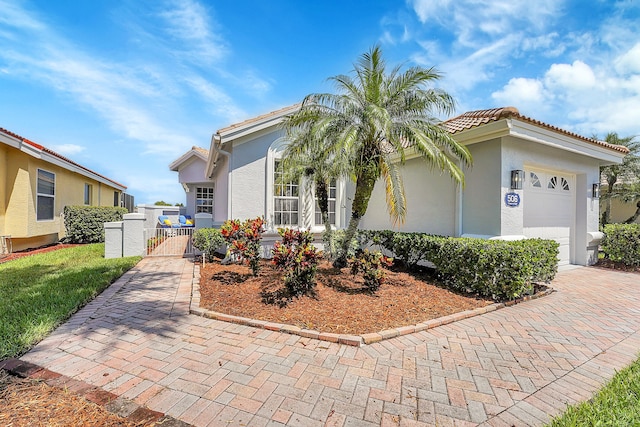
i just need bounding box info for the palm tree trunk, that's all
[315,181,334,257]
[333,172,376,268]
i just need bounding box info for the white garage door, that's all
[523,170,575,266]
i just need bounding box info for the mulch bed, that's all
[199,259,494,335]
[594,258,640,272]
[0,371,153,427]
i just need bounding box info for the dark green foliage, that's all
[431,238,558,300]
[360,230,558,301]
[192,228,225,262]
[348,249,393,292]
[602,223,640,266]
[63,205,128,244]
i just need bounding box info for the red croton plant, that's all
[220,217,265,276]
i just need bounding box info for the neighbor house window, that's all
[315,179,336,226]
[196,187,214,213]
[37,169,55,221]
[274,160,299,226]
[113,191,120,207]
[84,184,92,205]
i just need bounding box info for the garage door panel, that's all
[524,170,574,265]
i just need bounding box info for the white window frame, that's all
[37,169,55,221]
[84,183,93,205]
[266,140,344,231]
[273,160,300,227]
[315,179,337,226]
[196,186,214,214]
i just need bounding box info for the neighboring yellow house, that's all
[0,128,128,252]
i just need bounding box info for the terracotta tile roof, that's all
[442,107,629,154]
[192,146,209,157]
[0,127,127,189]
[217,104,301,136]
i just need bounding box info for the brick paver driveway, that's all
[21,257,640,426]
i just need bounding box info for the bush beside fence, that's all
[64,206,128,244]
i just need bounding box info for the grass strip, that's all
[0,244,140,360]
[547,355,640,426]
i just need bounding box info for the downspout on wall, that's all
[208,133,232,220]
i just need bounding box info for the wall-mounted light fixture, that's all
[510,170,525,190]
[592,183,600,199]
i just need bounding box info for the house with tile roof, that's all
[173,105,627,266]
[169,145,212,218]
[0,128,129,252]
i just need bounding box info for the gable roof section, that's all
[206,104,301,178]
[216,103,301,141]
[169,146,209,171]
[0,127,127,190]
[442,107,629,154]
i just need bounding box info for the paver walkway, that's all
[21,257,640,426]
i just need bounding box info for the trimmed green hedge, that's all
[63,205,128,244]
[192,228,225,262]
[602,223,640,266]
[359,230,559,300]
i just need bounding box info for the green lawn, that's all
[0,244,140,360]
[547,356,640,426]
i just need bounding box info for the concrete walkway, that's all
[21,257,640,426]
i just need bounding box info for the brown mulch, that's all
[0,243,81,264]
[0,371,154,427]
[199,259,493,335]
[594,258,640,272]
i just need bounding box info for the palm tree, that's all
[277,123,350,258]
[599,133,640,227]
[284,45,472,267]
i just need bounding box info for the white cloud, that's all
[410,0,561,47]
[183,74,246,122]
[491,78,548,112]
[615,42,640,75]
[49,143,86,156]
[158,0,227,65]
[418,35,519,92]
[544,60,597,92]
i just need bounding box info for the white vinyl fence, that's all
[144,227,195,257]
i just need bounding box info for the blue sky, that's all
[1,0,639,205]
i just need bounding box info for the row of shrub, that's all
[358,230,559,300]
[194,222,560,301]
[63,206,128,244]
[601,223,640,267]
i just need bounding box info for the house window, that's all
[84,184,92,205]
[548,176,570,191]
[37,169,55,221]
[114,191,120,207]
[196,187,214,213]
[274,161,299,226]
[315,179,336,226]
[530,172,541,188]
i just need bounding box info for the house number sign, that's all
[504,192,520,207]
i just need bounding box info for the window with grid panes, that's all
[196,187,214,213]
[273,161,299,226]
[315,179,336,226]
[37,169,55,221]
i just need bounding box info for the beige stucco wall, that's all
[360,156,458,234]
[2,145,123,251]
[0,145,6,235]
[606,198,640,224]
